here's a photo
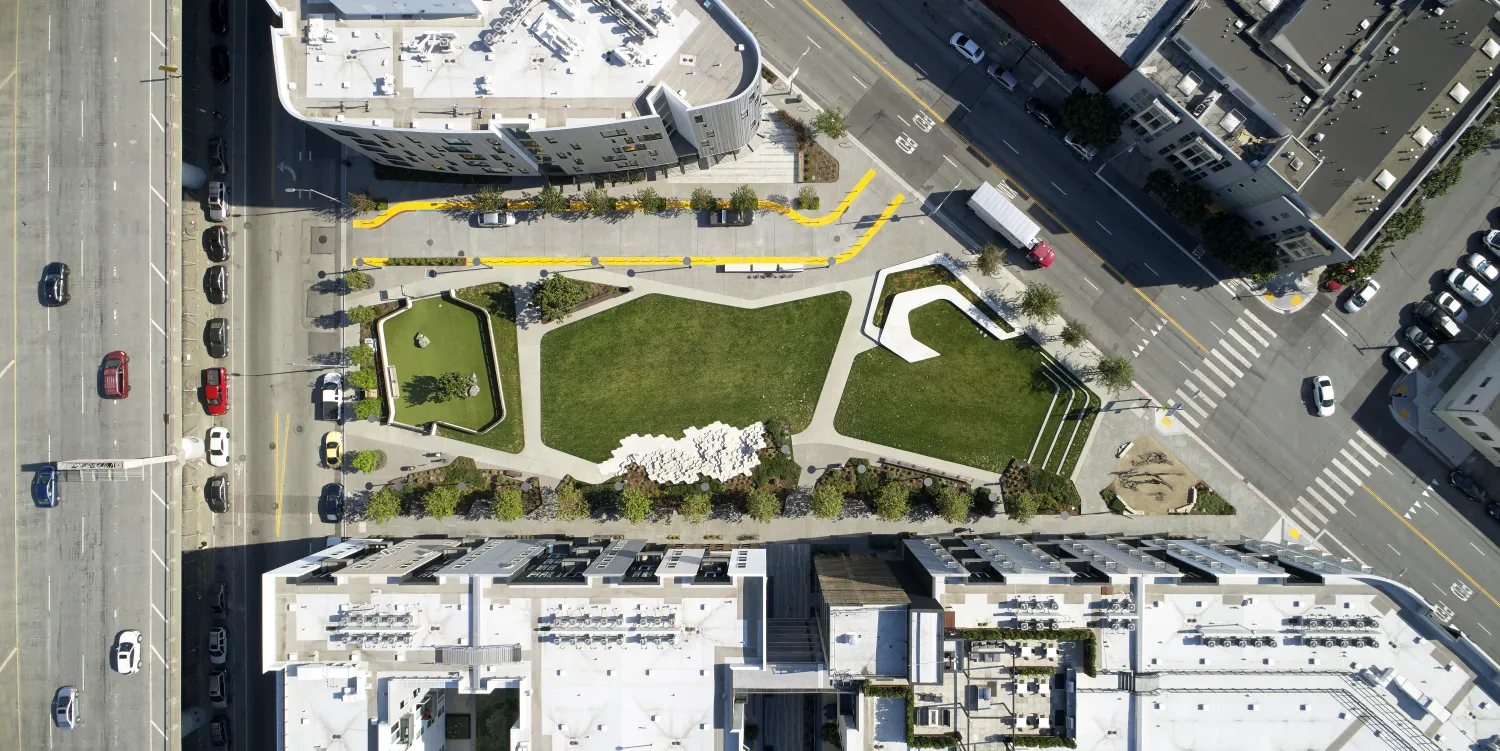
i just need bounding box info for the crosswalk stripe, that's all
[1348,439,1382,469]
[1175,389,1209,417]
[1241,309,1277,339]
[1228,327,1259,358]
[1338,448,1370,476]
[1182,380,1218,410]
[1237,318,1271,348]
[1297,498,1330,524]
[1175,408,1201,428]
[1355,429,1388,457]
[1304,485,1339,514]
[1330,458,1363,487]
[1194,364,1233,395]
[1323,466,1355,496]
[1289,505,1320,531]
[1315,475,1344,502]
[1218,339,1253,368]
[1210,349,1245,379]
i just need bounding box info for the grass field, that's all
[383,296,501,431]
[540,293,850,462]
[439,284,524,452]
[835,302,1054,473]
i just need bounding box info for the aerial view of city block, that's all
[4,0,1500,748]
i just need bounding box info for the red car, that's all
[102,351,130,399]
[202,367,229,415]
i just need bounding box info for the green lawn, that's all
[872,264,1013,331]
[835,302,1055,473]
[383,296,501,431]
[439,284,524,453]
[541,293,850,462]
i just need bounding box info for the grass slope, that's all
[439,283,525,453]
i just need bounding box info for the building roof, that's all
[815,555,910,607]
[980,0,1135,89]
[1056,0,1191,66]
[1177,0,1317,132]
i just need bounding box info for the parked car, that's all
[204,475,229,513]
[1485,229,1500,253]
[948,32,984,64]
[114,630,141,674]
[1414,300,1461,340]
[206,265,229,304]
[707,209,752,226]
[1342,279,1379,313]
[984,63,1017,91]
[202,367,228,415]
[208,670,229,708]
[1024,97,1060,129]
[101,351,130,399]
[1450,470,1491,503]
[1404,325,1438,357]
[1389,346,1420,374]
[205,318,230,358]
[205,224,228,262]
[33,465,57,508]
[1467,252,1500,283]
[1448,268,1493,306]
[1434,291,1469,323]
[210,582,229,614]
[1488,503,1500,524]
[41,262,70,306]
[209,0,229,34]
[476,210,515,227]
[322,431,343,468]
[207,181,227,222]
[209,136,226,176]
[207,427,230,468]
[209,716,231,747]
[1062,132,1098,161]
[208,626,228,665]
[1312,375,1336,417]
[211,46,231,84]
[320,483,344,523]
[53,686,78,730]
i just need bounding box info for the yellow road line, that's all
[1362,484,1500,610]
[837,194,904,262]
[796,0,1208,355]
[274,414,289,537]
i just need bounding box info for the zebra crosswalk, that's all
[1161,310,1278,428]
[1287,430,1389,533]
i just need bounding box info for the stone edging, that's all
[372,290,509,435]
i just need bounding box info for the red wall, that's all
[979,0,1132,90]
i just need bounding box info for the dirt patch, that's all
[1108,435,1199,515]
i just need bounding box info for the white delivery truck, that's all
[967,182,1055,268]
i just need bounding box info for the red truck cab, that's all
[1027,241,1056,268]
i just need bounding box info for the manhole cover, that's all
[269,442,276,450]
[426,239,434,246]
[250,528,260,537]
[318,234,329,244]
[833,235,841,242]
[295,425,304,434]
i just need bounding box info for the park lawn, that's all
[835,302,1053,473]
[383,296,501,431]
[439,284,525,453]
[872,264,1013,331]
[540,292,850,462]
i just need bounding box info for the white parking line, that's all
[942,154,959,169]
[1241,308,1277,339]
[1356,429,1388,457]
[1228,327,1259,358]
[1322,467,1355,496]
[1290,506,1320,531]
[1321,312,1348,337]
[1472,542,1486,556]
[1209,349,1245,379]
[1305,485,1339,515]
[851,75,868,88]
[1218,339,1252,369]
[1082,277,1100,292]
[1315,475,1344,502]
[151,602,165,621]
[1338,448,1370,476]
[1051,182,1068,196]
[914,63,928,76]
[1143,262,1159,276]
[1190,368,1228,398]
[1002,140,1019,153]
[149,185,166,204]
[865,20,881,35]
[1237,318,1271,348]
[1183,379,1217,408]
[1175,389,1209,417]
[151,548,166,569]
[1096,221,1112,235]
[1298,498,1330,524]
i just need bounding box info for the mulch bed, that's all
[392,457,541,517]
[800,141,840,184]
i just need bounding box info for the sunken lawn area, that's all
[382,296,501,432]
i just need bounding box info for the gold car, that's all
[322,431,343,468]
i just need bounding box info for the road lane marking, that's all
[1237,318,1271,348]
[1209,349,1244,379]
[1002,140,1018,153]
[1210,321,1224,334]
[150,262,165,282]
[1199,358,1236,390]
[0,360,11,380]
[1298,498,1329,524]
[1183,379,1217,408]
[1218,339,1252,369]
[1188,368,1227,398]
[806,36,822,49]
[1175,389,1208,417]
[1388,544,1402,556]
[1289,506,1319,531]
[1480,622,1494,636]
[0,647,15,675]
[149,112,164,132]
[150,548,165,568]
[1051,182,1067,196]
[1349,440,1382,470]
[1321,312,1348,337]
[1082,277,1099,292]
[1320,469,1353,497]
[0,69,15,94]
[151,644,164,664]
[151,31,165,48]
[149,185,166,204]
[1472,542,1486,556]
[851,75,867,88]
[1228,328,1259,358]
[150,319,165,336]
[1175,408,1200,428]
[1338,448,1370,476]
[1356,429,1388,457]
[1241,308,1277,338]
[152,721,166,739]
[1363,484,1500,610]
[1330,458,1363,488]
[1305,485,1338,514]
[942,154,958,169]
[151,602,165,621]
[152,489,165,508]
[1096,221,1112,235]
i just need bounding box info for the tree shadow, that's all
[405,374,443,406]
[312,312,346,330]
[310,350,350,367]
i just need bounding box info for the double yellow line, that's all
[1363,485,1500,611]
[271,413,291,537]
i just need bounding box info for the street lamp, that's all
[785,46,812,100]
[929,181,964,216]
[1094,143,1136,177]
[285,187,344,204]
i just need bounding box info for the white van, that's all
[1063,132,1098,162]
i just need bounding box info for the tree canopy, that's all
[1060,92,1123,147]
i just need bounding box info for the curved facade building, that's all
[263,0,762,178]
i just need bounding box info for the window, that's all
[1478,432,1494,442]
[643,133,663,141]
[570,143,582,150]
[1482,378,1492,388]
[442,137,469,145]
[622,144,640,152]
[1275,233,1326,261]
[461,153,484,161]
[706,130,716,138]
[1131,98,1180,137]
[1169,137,1221,170]
[1465,395,1479,406]
[574,158,584,165]
[544,137,558,144]
[624,136,635,144]
[332,128,358,137]
[483,167,503,174]
[694,115,705,123]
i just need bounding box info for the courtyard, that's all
[381,295,503,432]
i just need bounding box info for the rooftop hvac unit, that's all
[1125,620,1136,631]
[1204,637,1218,647]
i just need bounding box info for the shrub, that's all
[689,187,718,212]
[1327,246,1385,285]
[1194,484,1236,515]
[1028,466,1081,512]
[1019,284,1061,323]
[468,186,508,213]
[556,481,590,521]
[819,721,842,749]
[348,367,379,391]
[346,343,376,366]
[621,487,653,524]
[1008,489,1040,523]
[1165,182,1211,228]
[347,305,377,324]
[750,450,799,489]
[583,187,617,215]
[813,107,849,139]
[1095,355,1134,393]
[934,484,972,523]
[494,487,524,521]
[635,187,670,213]
[423,484,462,519]
[782,112,814,150]
[443,457,483,487]
[1455,124,1495,160]
[760,65,778,84]
[797,185,821,211]
[351,450,387,474]
[529,184,570,216]
[530,274,589,322]
[976,243,1003,276]
[681,491,712,523]
[745,488,781,522]
[354,397,383,420]
[1060,91,1123,147]
[366,486,402,523]
[434,371,472,402]
[1102,487,1127,514]
[729,185,759,213]
[1422,161,1463,198]
[347,191,381,215]
[874,482,910,521]
[853,463,880,495]
[1144,169,1177,197]
[381,257,468,267]
[1382,202,1425,242]
[344,271,374,292]
[1060,320,1088,348]
[810,484,844,520]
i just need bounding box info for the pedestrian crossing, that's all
[1287,430,1389,533]
[1161,310,1278,428]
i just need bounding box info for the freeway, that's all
[0,0,176,747]
[726,0,1500,651]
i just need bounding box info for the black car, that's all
[707,209,753,227]
[1413,301,1459,341]
[206,318,230,358]
[211,46,231,84]
[1404,325,1438,357]
[320,483,344,523]
[1487,503,1500,523]
[204,475,229,513]
[205,225,228,262]
[41,262,70,306]
[1449,470,1491,503]
[209,716,231,747]
[209,0,229,35]
[1025,97,1061,129]
[210,582,229,614]
[206,265,229,304]
[209,136,226,176]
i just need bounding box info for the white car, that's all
[949,32,984,64]
[1484,229,1500,253]
[1448,268,1493,306]
[1312,375,1336,417]
[208,626,228,665]
[1342,279,1380,313]
[1434,291,1470,323]
[1467,253,1500,282]
[207,427,230,467]
[114,630,141,674]
[1390,346,1420,373]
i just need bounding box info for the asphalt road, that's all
[0,0,176,747]
[727,0,1500,653]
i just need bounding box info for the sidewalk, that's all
[1389,354,1477,467]
[1245,267,1320,315]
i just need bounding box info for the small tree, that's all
[1165,182,1211,228]
[423,484,462,520]
[1382,202,1425,242]
[874,482,910,521]
[494,487,525,522]
[556,481,590,521]
[797,186,821,211]
[1095,355,1134,393]
[976,243,1004,277]
[620,488,654,524]
[530,274,589,322]
[1008,490,1041,524]
[435,371,472,402]
[1422,161,1463,198]
[583,187,617,215]
[745,488,781,522]
[366,486,402,523]
[810,484,844,520]
[812,107,849,139]
[354,397,383,420]
[729,185,759,213]
[681,491,712,524]
[1060,91,1123,147]
[529,184,570,216]
[689,187,718,212]
[344,271,374,292]
[346,343,376,366]
[351,450,387,474]
[1144,169,1177,198]
[1060,319,1089,348]
[469,186,509,213]
[347,191,381,215]
[635,187,670,213]
[934,485,972,524]
[1019,283,1062,324]
[347,305,377,324]
[348,367,379,391]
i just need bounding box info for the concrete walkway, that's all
[1247,267,1321,315]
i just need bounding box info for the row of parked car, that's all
[1378,236,1500,372]
[947,32,1098,162]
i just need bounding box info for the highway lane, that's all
[727,0,1500,653]
[0,0,175,747]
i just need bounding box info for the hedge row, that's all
[382,257,469,267]
[1012,736,1078,748]
[1014,665,1058,676]
[950,628,1097,677]
[858,683,958,747]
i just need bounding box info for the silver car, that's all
[54,686,78,729]
[1342,279,1379,313]
[208,626,228,665]
[207,181,227,222]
